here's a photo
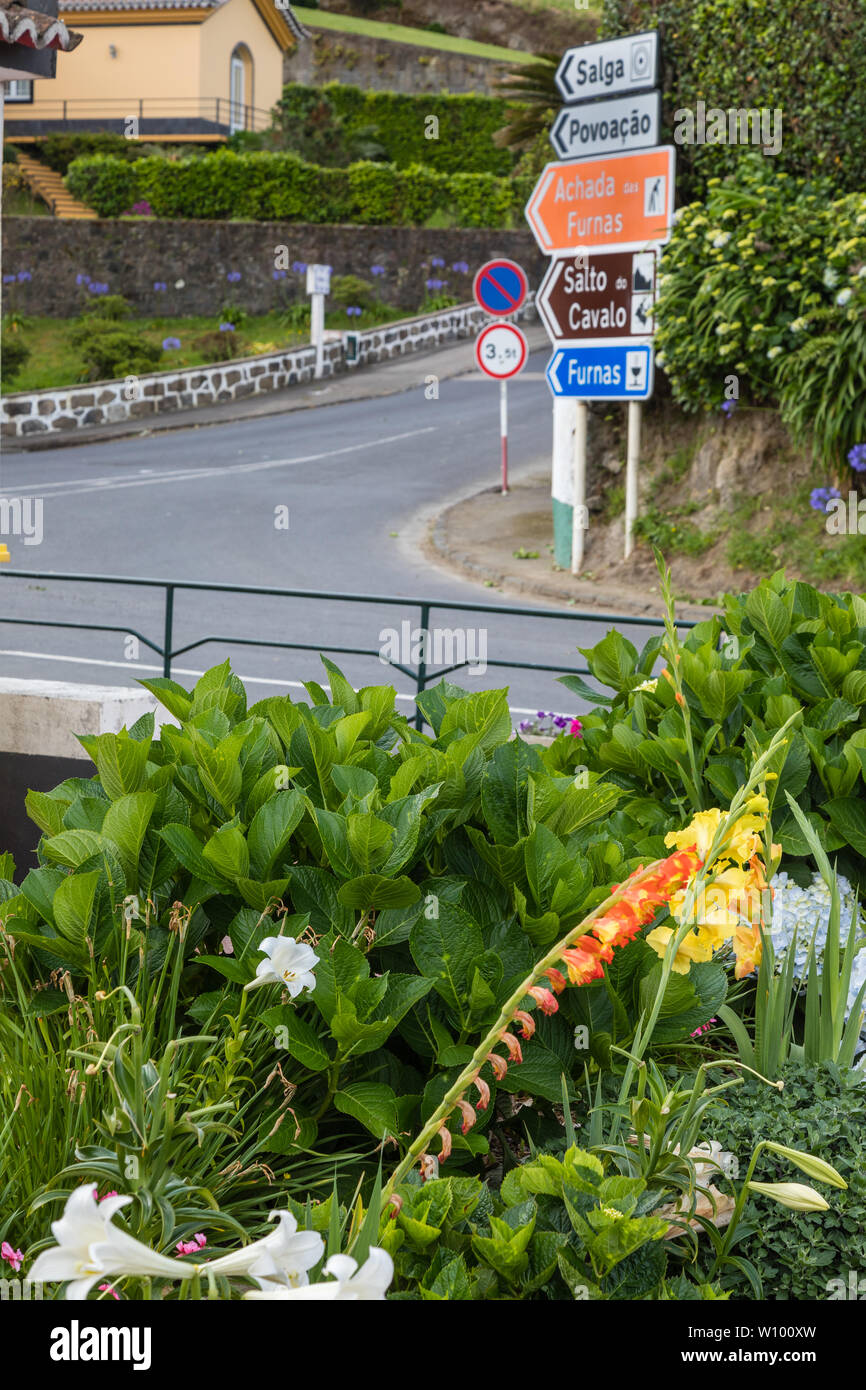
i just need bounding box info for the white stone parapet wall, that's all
[1,300,536,441]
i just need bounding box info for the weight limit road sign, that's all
[547,343,654,400]
[555,31,658,104]
[550,90,660,160]
[475,322,528,379]
[525,146,676,256]
[537,249,657,343]
[473,259,529,317]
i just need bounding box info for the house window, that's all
[229,45,253,133]
[3,80,34,103]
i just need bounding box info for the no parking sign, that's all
[473,259,529,317]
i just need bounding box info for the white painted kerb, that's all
[0,679,167,761]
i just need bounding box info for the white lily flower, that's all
[206,1210,324,1290]
[244,1246,394,1301]
[29,1184,195,1301]
[244,936,319,996]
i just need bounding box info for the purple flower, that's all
[426,278,446,292]
[162,337,181,351]
[16,270,32,283]
[430,257,446,269]
[153,281,167,292]
[848,443,866,472]
[226,270,242,284]
[129,200,153,217]
[809,486,841,512]
[88,282,110,295]
[518,720,531,733]
[721,399,737,416]
[370,265,386,277]
[76,273,91,287]
[536,710,546,719]
[273,269,288,280]
[452,261,470,274]
[553,716,568,729]
[2,274,15,285]
[219,322,235,332]
[346,306,362,317]
[291,261,307,274]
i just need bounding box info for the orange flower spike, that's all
[514,1010,535,1040]
[561,946,606,985]
[544,967,567,994]
[455,1098,477,1134]
[501,1032,524,1064]
[487,1052,508,1081]
[675,692,686,707]
[437,1125,453,1161]
[474,1075,491,1111]
[527,985,558,1015]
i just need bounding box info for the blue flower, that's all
[226,270,242,284]
[162,337,181,351]
[809,486,841,512]
[219,322,236,332]
[88,282,110,295]
[2,274,15,285]
[430,257,446,268]
[370,265,386,277]
[153,281,167,292]
[291,261,307,274]
[346,306,362,317]
[17,270,32,283]
[273,269,288,280]
[452,261,470,274]
[847,443,866,472]
[426,278,446,291]
[76,273,91,287]
[721,399,737,416]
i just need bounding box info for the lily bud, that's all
[419,1153,439,1182]
[486,1052,508,1081]
[747,1181,829,1212]
[437,1125,452,1162]
[762,1143,847,1189]
[500,1031,523,1064]
[527,985,558,1015]
[544,968,566,994]
[474,1075,491,1111]
[455,1098,476,1134]
[514,1010,535,1040]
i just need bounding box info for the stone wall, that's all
[284,28,508,95]
[1,299,536,440]
[1,217,548,318]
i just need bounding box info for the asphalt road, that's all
[0,348,661,720]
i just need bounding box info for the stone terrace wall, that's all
[1,300,536,440]
[284,28,509,95]
[1,218,547,319]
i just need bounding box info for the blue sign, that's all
[546,343,654,400]
[473,259,529,317]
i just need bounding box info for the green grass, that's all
[2,187,50,216]
[2,303,403,392]
[506,0,600,13]
[293,5,536,62]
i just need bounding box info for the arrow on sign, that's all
[525,146,676,257]
[550,91,660,160]
[555,31,658,104]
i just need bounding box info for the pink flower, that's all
[527,985,559,1016]
[437,1125,453,1161]
[500,1031,524,1064]
[175,1233,207,1256]
[570,719,583,737]
[221,936,234,955]
[486,1052,508,1081]
[514,1010,535,1040]
[455,1098,476,1134]
[473,1075,491,1111]
[1,1242,23,1272]
[99,1191,119,1202]
[98,1283,120,1300]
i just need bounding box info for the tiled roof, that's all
[60,0,308,28]
[0,0,82,48]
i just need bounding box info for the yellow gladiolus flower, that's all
[664,809,723,860]
[646,923,716,974]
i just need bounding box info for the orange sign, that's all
[525,146,676,256]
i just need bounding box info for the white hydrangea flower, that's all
[768,870,866,1045]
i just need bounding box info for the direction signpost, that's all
[473,265,529,495]
[525,28,675,571]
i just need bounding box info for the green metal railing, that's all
[0,570,697,729]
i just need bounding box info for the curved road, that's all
[0,347,658,718]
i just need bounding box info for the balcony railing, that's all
[3,97,276,136]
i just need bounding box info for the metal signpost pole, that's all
[500,379,509,495]
[624,399,641,559]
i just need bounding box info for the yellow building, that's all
[3,0,306,138]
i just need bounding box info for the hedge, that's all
[65,150,532,227]
[274,82,519,176]
[600,0,866,198]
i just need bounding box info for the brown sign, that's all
[537,248,657,344]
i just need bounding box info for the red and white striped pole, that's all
[500,378,509,494]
